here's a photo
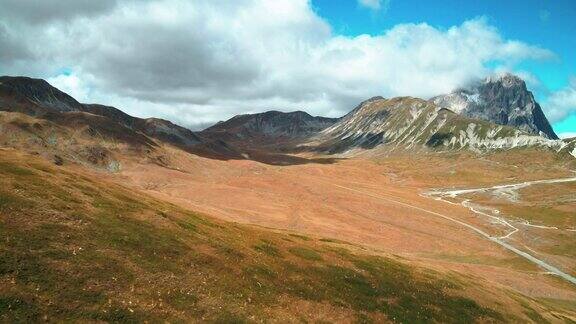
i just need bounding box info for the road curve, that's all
[332,183,576,287]
[426,176,576,197]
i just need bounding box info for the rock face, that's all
[431,73,558,139]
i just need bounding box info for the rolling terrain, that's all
[3,148,535,322]
[1,75,576,322]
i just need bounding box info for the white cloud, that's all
[47,73,91,102]
[558,132,576,139]
[358,0,386,11]
[0,0,557,129]
[544,77,576,123]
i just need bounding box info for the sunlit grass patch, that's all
[253,240,281,257]
[288,247,322,261]
[288,233,311,241]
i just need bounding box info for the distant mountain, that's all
[308,96,574,157]
[431,73,558,139]
[202,110,337,148]
[0,76,84,115]
[2,75,572,163]
[81,104,204,148]
[0,76,243,162]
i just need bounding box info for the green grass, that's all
[0,191,30,212]
[536,297,576,314]
[0,297,41,322]
[253,240,281,257]
[506,206,575,228]
[288,233,311,241]
[288,247,322,261]
[0,161,36,176]
[422,253,538,272]
[319,237,353,245]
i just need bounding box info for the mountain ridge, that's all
[0,76,244,161]
[201,110,338,149]
[0,74,571,161]
[0,76,84,114]
[307,96,574,157]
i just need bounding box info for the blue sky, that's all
[312,0,576,136]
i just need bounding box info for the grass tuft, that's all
[288,247,322,261]
[253,240,281,257]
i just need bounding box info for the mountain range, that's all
[0,76,244,165]
[309,95,572,156]
[1,73,574,167]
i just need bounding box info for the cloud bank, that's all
[0,0,559,129]
[544,77,576,123]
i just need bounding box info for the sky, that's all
[0,0,575,137]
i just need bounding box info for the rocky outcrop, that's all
[431,73,558,139]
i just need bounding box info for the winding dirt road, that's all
[333,177,576,286]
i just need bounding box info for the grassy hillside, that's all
[0,149,563,322]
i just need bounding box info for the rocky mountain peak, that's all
[0,76,83,113]
[431,74,558,139]
[484,73,526,88]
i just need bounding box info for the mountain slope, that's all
[431,73,558,139]
[308,96,573,156]
[0,76,84,114]
[81,104,204,148]
[202,110,337,148]
[0,76,243,162]
[1,148,553,322]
